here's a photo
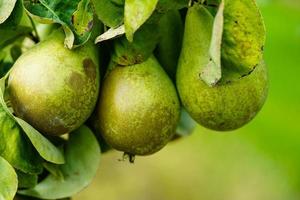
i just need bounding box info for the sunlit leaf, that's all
[200,0,224,86]
[0,156,18,200]
[0,0,23,28]
[124,0,159,41]
[19,126,101,199]
[95,25,125,43]
[92,0,125,28]
[0,0,17,24]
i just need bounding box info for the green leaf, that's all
[0,156,18,200]
[176,108,196,136]
[19,125,101,199]
[0,0,17,24]
[0,62,13,79]
[43,162,64,180]
[0,26,32,49]
[156,0,189,12]
[221,0,266,79]
[0,106,43,174]
[0,1,31,49]
[15,117,65,164]
[92,0,125,28]
[200,0,224,86]
[155,10,184,80]
[0,51,5,62]
[112,23,161,65]
[23,0,94,49]
[124,0,159,41]
[72,0,93,36]
[10,45,22,62]
[16,170,38,189]
[0,77,65,165]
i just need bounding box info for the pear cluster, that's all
[7,3,268,157]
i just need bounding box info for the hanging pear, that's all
[8,29,100,136]
[176,4,268,131]
[95,56,180,156]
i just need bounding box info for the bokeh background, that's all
[75,0,300,199]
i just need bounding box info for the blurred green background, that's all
[75,1,300,199]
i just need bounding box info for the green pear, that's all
[155,10,184,80]
[8,29,100,136]
[177,5,268,131]
[95,56,180,156]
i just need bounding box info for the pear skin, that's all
[96,56,180,155]
[8,30,100,136]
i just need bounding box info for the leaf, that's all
[176,108,196,136]
[112,22,161,65]
[10,45,22,62]
[92,0,125,28]
[0,52,5,62]
[0,106,43,174]
[0,26,32,49]
[0,0,17,24]
[15,117,65,164]
[155,9,184,80]
[0,77,65,165]
[124,0,159,41]
[0,0,23,28]
[16,170,38,189]
[0,156,18,200]
[23,0,94,49]
[95,25,125,43]
[200,0,224,86]
[156,0,189,12]
[221,0,266,79]
[43,162,64,180]
[18,126,101,199]
[0,62,13,79]
[71,0,94,43]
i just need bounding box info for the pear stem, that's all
[118,152,136,164]
[27,14,40,43]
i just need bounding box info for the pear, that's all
[155,10,184,80]
[176,5,268,131]
[8,29,100,136]
[95,56,180,156]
